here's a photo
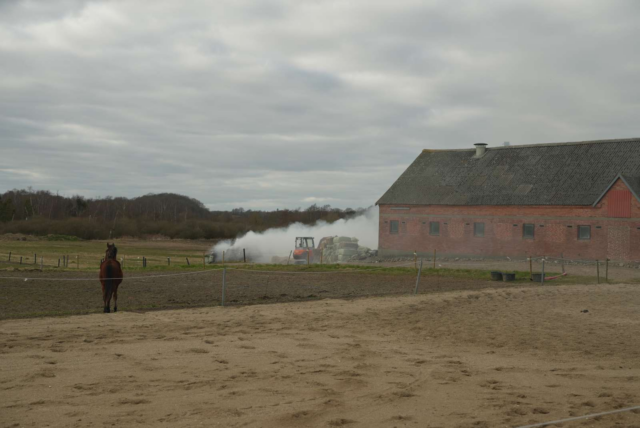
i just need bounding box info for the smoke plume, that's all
[210,207,379,263]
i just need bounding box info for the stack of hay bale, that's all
[321,236,375,263]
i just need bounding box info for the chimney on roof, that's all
[474,143,488,157]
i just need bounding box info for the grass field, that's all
[0,237,600,280]
[0,238,217,269]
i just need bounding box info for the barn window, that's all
[390,220,399,234]
[523,224,535,239]
[578,226,591,240]
[430,221,440,236]
[474,222,485,237]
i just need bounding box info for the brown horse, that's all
[99,243,123,313]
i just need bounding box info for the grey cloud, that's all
[1,0,639,210]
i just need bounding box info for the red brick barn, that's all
[376,139,640,262]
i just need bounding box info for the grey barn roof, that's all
[377,138,640,206]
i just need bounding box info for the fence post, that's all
[221,267,226,306]
[34,253,36,265]
[167,257,170,266]
[529,257,533,280]
[222,251,225,266]
[414,259,424,295]
[541,259,545,285]
[596,260,600,284]
[203,255,206,268]
[243,249,246,263]
[40,256,43,270]
[20,256,23,264]
[186,257,190,266]
[58,258,60,268]
[414,251,417,270]
[8,251,11,262]
[561,253,565,274]
[307,250,310,265]
[77,255,79,269]
[287,250,292,265]
[605,259,609,283]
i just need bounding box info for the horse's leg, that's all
[105,285,112,313]
[113,285,118,313]
[102,281,109,313]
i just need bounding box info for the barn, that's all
[376,138,640,262]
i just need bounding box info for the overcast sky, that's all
[1,0,639,210]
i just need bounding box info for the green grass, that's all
[1,256,611,285]
[190,263,605,284]
[0,239,620,285]
[0,238,216,269]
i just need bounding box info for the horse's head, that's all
[105,243,118,260]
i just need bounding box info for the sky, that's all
[1,0,639,211]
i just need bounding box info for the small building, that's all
[376,138,640,262]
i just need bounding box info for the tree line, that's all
[0,188,364,240]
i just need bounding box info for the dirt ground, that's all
[0,268,514,319]
[435,259,640,283]
[1,283,639,428]
[357,258,640,283]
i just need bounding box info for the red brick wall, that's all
[379,179,640,262]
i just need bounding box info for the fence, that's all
[1,252,639,320]
[3,246,637,282]
[0,262,424,318]
[0,251,214,270]
[427,255,640,284]
[0,246,261,270]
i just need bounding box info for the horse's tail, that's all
[104,263,115,304]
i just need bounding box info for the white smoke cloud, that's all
[211,206,379,263]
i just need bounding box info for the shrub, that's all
[46,234,81,241]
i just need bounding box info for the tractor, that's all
[292,237,316,264]
[292,236,335,264]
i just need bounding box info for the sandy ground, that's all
[1,284,639,428]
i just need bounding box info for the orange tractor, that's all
[292,236,333,264]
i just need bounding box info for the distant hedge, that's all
[0,189,365,240]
